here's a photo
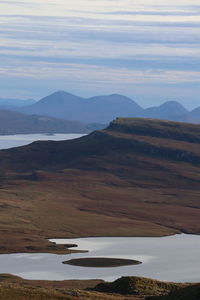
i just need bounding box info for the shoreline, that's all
[0,232,192,255]
[0,233,200,283]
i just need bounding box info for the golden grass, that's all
[0,284,142,300]
[0,274,189,300]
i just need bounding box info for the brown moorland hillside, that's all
[1,273,199,300]
[0,118,200,252]
[148,283,200,300]
[0,274,186,300]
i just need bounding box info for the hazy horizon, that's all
[1,0,200,109]
[0,89,198,111]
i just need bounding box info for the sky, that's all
[0,0,200,109]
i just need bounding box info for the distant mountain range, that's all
[1,91,200,135]
[6,90,199,124]
[0,109,104,135]
[16,91,142,123]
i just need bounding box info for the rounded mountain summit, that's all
[20,91,143,123]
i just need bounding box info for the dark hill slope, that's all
[94,276,183,297]
[1,118,200,252]
[94,276,199,300]
[107,117,200,142]
[1,118,200,172]
[149,283,200,300]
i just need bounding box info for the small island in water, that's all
[63,257,142,268]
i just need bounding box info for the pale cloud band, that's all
[0,0,200,108]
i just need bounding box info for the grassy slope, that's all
[0,274,188,300]
[0,285,142,300]
[94,276,185,296]
[1,275,200,300]
[3,274,200,300]
[0,118,200,252]
[0,275,141,300]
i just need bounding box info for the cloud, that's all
[1,56,200,86]
[0,0,200,107]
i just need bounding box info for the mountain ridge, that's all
[142,100,189,120]
[2,117,200,173]
[18,91,143,123]
[7,90,199,124]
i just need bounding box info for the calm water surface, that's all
[0,133,85,149]
[0,234,200,282]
